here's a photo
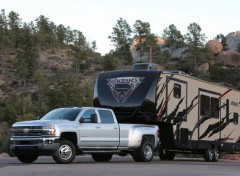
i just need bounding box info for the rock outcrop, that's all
[217,50,240,66]
[198,63,209,72]
[205,40,223,55]
[226,31,240,51]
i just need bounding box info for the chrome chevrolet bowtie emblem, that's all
[23,128,29,133]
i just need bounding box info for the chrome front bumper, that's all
[10,137,60,155]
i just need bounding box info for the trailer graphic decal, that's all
[107,77,144,103]
[199,117,226,139]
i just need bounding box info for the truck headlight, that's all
[43,125,56,136]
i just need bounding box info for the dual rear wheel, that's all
[132,141,154,162]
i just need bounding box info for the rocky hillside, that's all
[0,49,103,99]
[130,31,240,68]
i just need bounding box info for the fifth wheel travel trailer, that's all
[93,69,240,162]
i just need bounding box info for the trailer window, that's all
[98,110,115,123]
[173,84,181,98]
[210,97,219,118]
[200,95,210,116]
[233,113,239,125]
[200,95,219,118]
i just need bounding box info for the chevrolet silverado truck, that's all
[10,107,159,164]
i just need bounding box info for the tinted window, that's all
[98,110,114,123]
[200,95,210,116]
[210,97,219,118]
[173,83,181,98]
[80,109,96,123]
[200,95,219,118]
[41,108,81,121]
[233,113,239,125]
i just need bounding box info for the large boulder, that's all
[198,63,209,72]
[205,40,223,55]
[226,31,240,51]
[217,50,240,66]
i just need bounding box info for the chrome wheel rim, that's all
[59,144,72,160]
[144,145,153,160]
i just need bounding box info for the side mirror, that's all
[79,118,84,123]
[90,114,98,123]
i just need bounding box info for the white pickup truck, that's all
[10,107,159,164]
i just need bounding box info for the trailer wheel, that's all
[166,151,175,160]
[159,150,167,160]
[204,149,214,162]
[16,154,38,163]
[212,149,219,162]
[52,139,76,164]
[92,154,112,162]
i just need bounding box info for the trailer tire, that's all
[212,149,219,162]
[159,150,167,160]
[204,149,214,162]
[166,151,175,160]
[16,154,38,163]
[136,141,154,162]
[52,139,76,164]
[92,154,112,162]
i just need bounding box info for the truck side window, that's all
[80,109,96,123]
[173,83,181,98]
[98,110,114,124]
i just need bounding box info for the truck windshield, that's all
[41,108,82,121]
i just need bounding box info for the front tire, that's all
[16,154,38,163]
[92,154,112,162]
[52,139,76,164]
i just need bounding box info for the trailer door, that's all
[198,89,221,141]
[165,76,188,124]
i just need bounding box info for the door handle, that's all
[114,126,118,129]
[95,126,100,129]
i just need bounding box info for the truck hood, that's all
[12,119,73,127]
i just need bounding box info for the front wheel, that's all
[52,139,76,164]
[16,154,38,163]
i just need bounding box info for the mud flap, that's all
[180,128,189,147]
[158,122,174,149]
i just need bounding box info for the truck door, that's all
[96,109,119,148]
[78,109,102,147]
[78,109,119,148]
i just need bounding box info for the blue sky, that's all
[1,0,239,55]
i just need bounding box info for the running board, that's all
[82,150,121,154]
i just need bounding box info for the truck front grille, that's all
[12,126,44,137]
